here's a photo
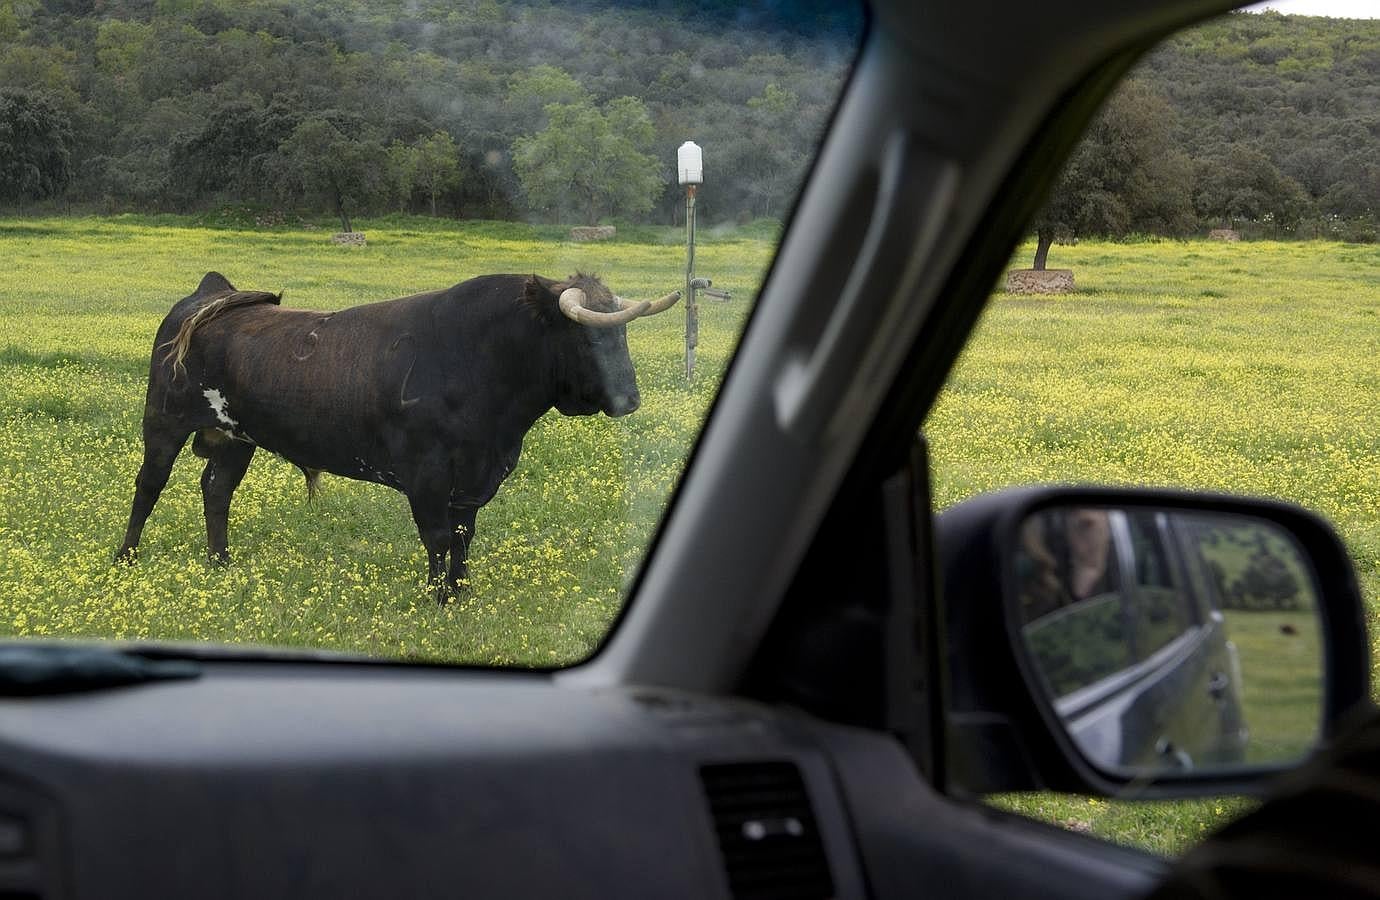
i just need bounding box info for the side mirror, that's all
[935,486,1371,799]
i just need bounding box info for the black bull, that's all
[116,271,680,600]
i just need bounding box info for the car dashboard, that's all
[0,666,1162,899]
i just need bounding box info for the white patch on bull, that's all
[203,389,239,429]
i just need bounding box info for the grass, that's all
[1226,609,1323,763]
[931,237,1380,855]
[0,220,1376,852]
[0,214,768,664]
[930,238,1380,648]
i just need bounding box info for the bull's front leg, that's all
[405,476,454,605]
[446,504,478,593]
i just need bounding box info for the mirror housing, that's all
[934,485,1372,800]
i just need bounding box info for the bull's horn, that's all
[559,288,648,327]
[641,290,682,317]
[614,290,682,318]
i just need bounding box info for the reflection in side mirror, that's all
[1013,505,1323,777]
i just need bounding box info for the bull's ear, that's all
[197,272,236,295]
[522,275,548,304]
[520,275,563,324]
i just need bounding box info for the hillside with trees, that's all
[0,2,1376,240]
[1030,10,1379,260]
[1137,10,1380,241]
[0,0,858,225]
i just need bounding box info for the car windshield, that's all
[0,0,863,665]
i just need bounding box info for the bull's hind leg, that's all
[196,431,256,565]
[116,420,189,563]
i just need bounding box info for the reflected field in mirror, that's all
[1014,505,1323,777]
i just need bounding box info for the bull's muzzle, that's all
[605,392,641,417]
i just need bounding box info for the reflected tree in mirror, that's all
[1013,506,1324,777]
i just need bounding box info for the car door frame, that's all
[566,1,1288,896]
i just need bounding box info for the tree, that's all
[506,65,589,126]
[512,97,660,224]
[741,83,808,218]
[277,115,387,232]
[0,0,37,42]
[1318,148,1379,222]
[170,100,274,204]
[0,89,73,205]
[386,140,419,212]
[0,45,80,111]
[1031,80,1195,269]
[413,131,461,217]
[1193,145,1312,234]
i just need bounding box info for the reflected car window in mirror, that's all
[1018,507,1131,696]
[1125,511,1196,663]
[1014,506,1323,778]
[1181,512,1325,763]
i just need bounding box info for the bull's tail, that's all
[300,466,322,502]
[160,289,282,378]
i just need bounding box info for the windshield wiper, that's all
[0,645,201,695]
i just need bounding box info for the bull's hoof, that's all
[435,578,470,606]
[113,546,139,566]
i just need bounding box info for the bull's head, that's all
[548,274,680,418]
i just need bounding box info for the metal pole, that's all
[684,184,698,383]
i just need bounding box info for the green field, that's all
[930,239,1380,636]
[0,215,766,664]
[933,237,1380,855]
[1227,609,1324,763]
[1,219,1377,853]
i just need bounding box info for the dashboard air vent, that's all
[0,782,60,900]
[699,761,835,900]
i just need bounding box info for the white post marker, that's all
[678,141,703,383]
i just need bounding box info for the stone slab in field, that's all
[570,225,616,242]
[1005,268,1074,294]
[1208,228,1241,242]
[332,232,366,245]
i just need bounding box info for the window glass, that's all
[0,0,861,665]
[1125,511,1196,661]
[931,4,1379,857]
[1181,514,1325,763]
[1019,508,1132,696]
[1128,513,1173,590]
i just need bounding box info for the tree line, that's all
[1035,10,1379,262]
[0,2,1376,241]
[0,0,856,227]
